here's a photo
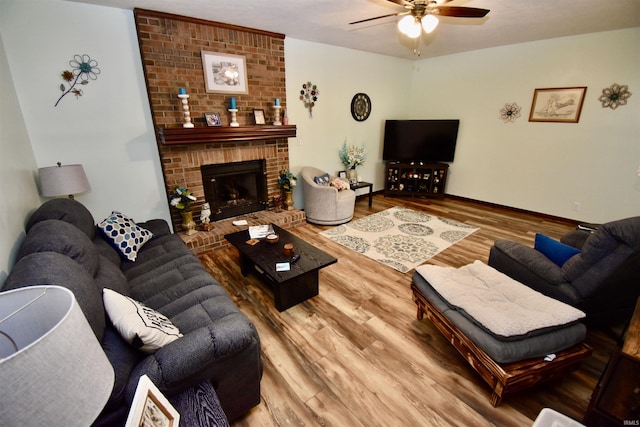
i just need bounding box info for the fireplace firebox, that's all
[201,160,268,221]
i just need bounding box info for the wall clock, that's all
[351,93,371,121]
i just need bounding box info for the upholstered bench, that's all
[411,261,592,406]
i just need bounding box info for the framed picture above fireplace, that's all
[201,51,248,94]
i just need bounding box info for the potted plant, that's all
[278,170,297,210]
[169,186,197,235]
[339,141,366,184]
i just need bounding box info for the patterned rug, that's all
[319,207,479,273]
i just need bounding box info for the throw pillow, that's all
[313,173,330,186]
[330,177,348,191]
[98,211,153,262]
[534,233,581,267]
[103,288,183,353]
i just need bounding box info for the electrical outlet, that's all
[572,202,581,212]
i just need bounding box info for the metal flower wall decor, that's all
[300,81,319,117]
[55,54,101,107]
[499,102,521,123]
[598,83,631,110]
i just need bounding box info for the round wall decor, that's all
[351,93,371,121]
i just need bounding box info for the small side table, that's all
[351,181,373,207]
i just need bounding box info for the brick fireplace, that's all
[158,128,292,228]
[134,9,306,253]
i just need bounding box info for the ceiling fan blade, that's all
[349,12,401,25]
[385,0,409,6]
[435,6,489,18]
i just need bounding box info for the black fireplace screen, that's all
[201,159,268,221]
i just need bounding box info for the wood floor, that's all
[199,194,620,426]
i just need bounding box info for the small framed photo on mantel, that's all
[253,109,266,125]
[529,87,587,123]
[204,112,221,126]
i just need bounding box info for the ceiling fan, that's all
[349,0,490,38]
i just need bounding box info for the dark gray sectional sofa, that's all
[2,198,262,425]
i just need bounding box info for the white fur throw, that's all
[415,261,585,337]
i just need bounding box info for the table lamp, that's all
[0,286,114,427]
[38,162,91,198]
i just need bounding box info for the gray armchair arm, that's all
[491,240,565,284]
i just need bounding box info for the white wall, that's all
[409,29,640,223]
[0,0,169,225]
[0,32,42,279]
[284,39,413,207]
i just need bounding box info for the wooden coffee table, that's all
[225,224,337,311]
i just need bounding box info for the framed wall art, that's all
[201,51,248,94]
[125,375,179,427]
[529,87,587,123]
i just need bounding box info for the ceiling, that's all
[70,0,640,60]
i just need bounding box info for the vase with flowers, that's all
[169,186,198,235]
[339,141,366,184]
[278,170,297,210]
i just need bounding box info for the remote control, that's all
[290,254,300,264]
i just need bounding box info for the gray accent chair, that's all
[488,216,640,325]
[300,166,356,225]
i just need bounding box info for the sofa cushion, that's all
[330,177,348,191]
[17,219,101,277]
[103,289,183,353]
[313,173,330,186]
[534,233,580,266]
[3,251,106,340]
[94,255,131,296]
[98,212,153,262]
[26,198,96,239]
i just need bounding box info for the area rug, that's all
[319,207,479,273]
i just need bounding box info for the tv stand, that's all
[384,161,448,199]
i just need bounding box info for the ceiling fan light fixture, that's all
[398,15,421,38]
[421,14,439,34]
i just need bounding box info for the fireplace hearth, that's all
[201,159,268,221]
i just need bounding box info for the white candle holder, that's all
[177,94,194,128]
[273,105,282,126]
[228,109,239,127]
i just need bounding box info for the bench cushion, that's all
[412,270,587,364]
[415,261,585,340]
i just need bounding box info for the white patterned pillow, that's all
[103,289,183,353]
[98,211,153,261]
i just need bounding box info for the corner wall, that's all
[409,28,640,223]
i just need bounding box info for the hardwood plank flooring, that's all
[199,194,620,426]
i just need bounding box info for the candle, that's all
[178,87,187,95]
[275,98,280,106]
[229,97,236,109]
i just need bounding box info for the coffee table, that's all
[225,224,337,311]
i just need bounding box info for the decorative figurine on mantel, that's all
[199,202,214,231]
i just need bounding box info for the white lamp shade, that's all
[0,286,114,427]
[398,15,422,38]
[38,163,91,197]
[422,14,439,33]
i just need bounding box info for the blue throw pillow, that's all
[313,173,330,186]
[534,233,580,267]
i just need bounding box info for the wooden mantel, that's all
[158,125,297,145]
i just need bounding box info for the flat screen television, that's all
[383,119,460,163]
